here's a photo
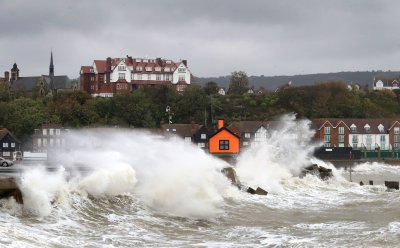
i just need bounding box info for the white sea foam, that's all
[235,114,318,193]
[43,129,232,218]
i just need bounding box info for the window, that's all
[353,143,358,149]
[380,135,386,142]
[395,143,400,150]
[324,143,331,147]
[118,73,125,80]
[145,67,152,72]
[56,129,60,135]
[198,143,205,148]
[155,67,161,72]
[184,137,191,142]
[11,143,15,148]
[339,143,344,147]
[350,124,357,132]
[178,68,186,73]
[165,68,171,72]
[143,59,148,63]
[43,129,47,135]
[339,127,344,134]
[136,66,142,71]
[352,135,358,143]
[201,134,206,140]
[339,135,344,143]
[90,68,94,73]
[366,135,372,144]
[38,139,42,147]
[324,135,330,142]
[137,74,142,80]
[395,127,400,135]
[90,76,94,82]
[243,141,249,146]
[165,74,171,80]
[179,75,185,81]
[324,127,330,134]
[135,59,141,62]
[49,129,54,135]
[156,74,161,80]
[395,135,399,142]
[147,74,151,80]
[244,133,251,139]
[2,143,8,148]
[2,152,10,157]
[219,140,229,150]
[118,65,126,71]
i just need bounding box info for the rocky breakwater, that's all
[221,167,268,196]
[0,177,22,203]
[300,164,333,180]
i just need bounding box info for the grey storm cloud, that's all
[1,0,399,78]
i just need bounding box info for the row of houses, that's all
[2,118,400,161]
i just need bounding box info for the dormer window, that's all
[364,124,371,132]
[136,66,142,71]
[135,59,141,62]
[350,124,356,132]
[143,59,149,63]
[155,67,161,72]
[118,65,126,71]
[378,124,384,133]
[166,60,171,64]
[145,67,152,72]
[164,68,171,72]
[90,68,94,73]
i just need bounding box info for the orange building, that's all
[209,120,240,154]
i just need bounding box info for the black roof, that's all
[11,75,71,91]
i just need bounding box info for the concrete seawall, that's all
[326,159,400,168]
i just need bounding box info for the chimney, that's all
[106,57,111,83]
[156,57,163,66]
[4,71,9,82]
[182,59,187,67]
[218,119,224,130]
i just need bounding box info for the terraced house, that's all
[80,56,192,97]
[312,119,400,150]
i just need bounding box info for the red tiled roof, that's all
[94,60,107,73]
[80,66,93,74]
[312,118,400,134]
[96,84,113,94]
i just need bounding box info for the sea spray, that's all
[52,129,232,218]
[235,114,319,193]
[19,166,66,216]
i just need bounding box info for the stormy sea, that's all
[0,116,399,248]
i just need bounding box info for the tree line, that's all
[1,70,400,142]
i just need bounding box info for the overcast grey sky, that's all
[1,0,399,78]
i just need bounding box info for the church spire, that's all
[49,51,54,77]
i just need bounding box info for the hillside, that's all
[194,71,400,91]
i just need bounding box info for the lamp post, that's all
[166,106,172,124]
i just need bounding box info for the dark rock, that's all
[385,181,399,190]
[255,187,268,195]
[221,167,241,189]
[247,187,256,194]
[360,181,364,186]
[301,164,333,180]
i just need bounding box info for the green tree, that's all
[228,71,249,95]
[203,81,219,95]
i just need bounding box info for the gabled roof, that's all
[312,118,400,134]
[161,123,200,138]
[209,126,240,140]
[80,66,93,74]
[0,128,20,143]
[228,121,269,137]
[94,60,107,73]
